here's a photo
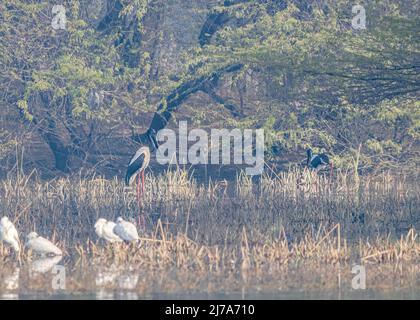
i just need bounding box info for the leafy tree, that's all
[0,0,418,176]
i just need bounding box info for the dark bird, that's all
[125,145,151,229]
[351,211,365,225]
[125,146,151,187]
[306,149,333,176]
[126,63,243,186]
[126,64,243,226]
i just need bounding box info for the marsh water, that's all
[7,290,420,300]
[0,170,419,300]
[1,265,419,300]
[1,260,419,300]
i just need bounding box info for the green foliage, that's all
[0,0,418,174]
[185,0,419,170]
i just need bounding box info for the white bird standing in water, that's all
[25,232,62,256]
[113,217,139,242]
[0,217,20,253]
[95,218,123,243]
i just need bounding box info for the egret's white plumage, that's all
[0,217,20,253]
[25,232,62,256]
[95,218,122,243]
[113,217,139,242]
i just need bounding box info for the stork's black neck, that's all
[306,149,313,165]
[146,129,159,152]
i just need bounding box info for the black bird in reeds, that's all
[125,146,151,188]
[126,64,243,185]
[306,148,333,177]
[125,120,160,191]
[126,145,151,228]
[126,64,243,225]
[126,131,157,229]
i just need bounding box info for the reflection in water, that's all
[1,261,418,300]
[115,292,139,300]
[117,273,139,290]
[29,255,63,274]
[95,289,114,300]
[95,267,119,287]
[1,293,19,300]
[95,266,139,291]
[1,267,20,300]
[94,267,140,299]
[3,267,20,290]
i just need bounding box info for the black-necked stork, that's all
[125,64,243,226]
[125,146,150,228]
[125,146,151,188]
[125,127,159,189]
[125,63,243,189]
[306,148,333,177]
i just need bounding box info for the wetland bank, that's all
[0,169,419,299]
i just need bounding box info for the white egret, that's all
[95,218,123,243]
[113,217,139,242]
[0,216,20,253]
[25,232,62,256]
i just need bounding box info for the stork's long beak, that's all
[125,174,129,186]
[125,171,131,186]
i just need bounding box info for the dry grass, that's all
[0,169,419,295]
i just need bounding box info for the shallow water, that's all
[1,260,418,300]
[4,289,420,300]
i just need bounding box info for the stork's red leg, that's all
[135,170,146,229]
[137,175,141,225]
[137,174,141,202]
[141,170,145,194]
[141,170,146,228]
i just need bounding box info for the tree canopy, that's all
[0,0,418,177]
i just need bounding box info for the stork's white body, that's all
[25,232,62,256]
[0,217,20,253]
[113,217,139,242]
[95,218,123,243]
